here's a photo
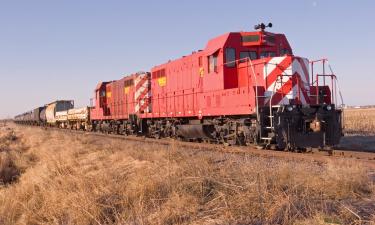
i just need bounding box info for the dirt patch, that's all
[340,108,375,152]
[338,135,375,152]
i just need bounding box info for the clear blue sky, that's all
[0,0,374,118]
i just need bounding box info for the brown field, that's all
[0,123,374,225]
[339,108,375,152]
[344,108,375,136]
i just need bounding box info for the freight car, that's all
[46,100,74,126]
[15,101,74,126]
[90,23,343,150]
[14,112,30,124]
[31,107,44,125]
[54,107,91,130]
[14,106,46,125]
[67,107,90,130]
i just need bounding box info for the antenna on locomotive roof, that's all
[254,22,272,31]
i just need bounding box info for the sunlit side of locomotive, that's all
[70,23,343,150]
[148,23,342,149]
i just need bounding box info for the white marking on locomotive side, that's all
[263,56,286,78]
[134,73,151,113]
[264,57,310,106]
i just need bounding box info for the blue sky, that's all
[0,0,374,118]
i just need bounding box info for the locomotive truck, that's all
[15,24,343,151]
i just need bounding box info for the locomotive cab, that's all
[221,30,294,90]
[91,82,110,118]
[236,31,293,59]
[201,24,343,150]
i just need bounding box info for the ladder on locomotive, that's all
[246,58,295,144]
[259,75,284,143]
[246,58,283,144]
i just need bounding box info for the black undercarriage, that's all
[258,104,343,150]
[92,104,343,151]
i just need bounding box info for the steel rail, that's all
[19,124,375,168]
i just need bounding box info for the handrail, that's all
[310,58,343,108]
[314,74,336,105]
[247,58,260,122]
[328,63,345,108]
[224,57,343,110]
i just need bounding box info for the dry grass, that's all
[0,124,374,224]
[344,108,375,136]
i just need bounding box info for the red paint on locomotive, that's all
[16,24,343,150]
[90,72,151,121]
[91,28,335,121]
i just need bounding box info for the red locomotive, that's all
[15,23,343,150]
[88,23,343,150]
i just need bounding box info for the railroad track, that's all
[29,125,375,168]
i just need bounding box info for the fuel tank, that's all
[176,124,215,139]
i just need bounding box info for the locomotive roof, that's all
[152,30,286,70]
[95,29,289,86]
[205,30,281,51]
[95,82,109,90]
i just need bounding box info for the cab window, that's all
[280,49,291,56]
[198,56,202,67]
[240,51,257,62]
[208,52,218,73]
[260,51,276,58]
[242,35,260,43]
[225,48,236,68]
[124,79,134,87]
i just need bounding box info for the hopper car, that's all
[14,107,46,126]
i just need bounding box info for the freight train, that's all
[14,23,343,150]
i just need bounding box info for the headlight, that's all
[287,106,293,112]
[326,105,332,111]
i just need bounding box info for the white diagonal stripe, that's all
[263,57,310,105]
[134,73,151,113]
